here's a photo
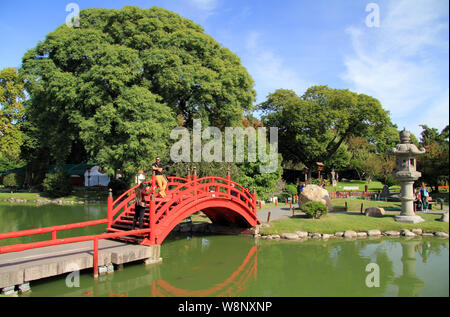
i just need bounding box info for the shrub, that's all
[3,173,21,191]
[285,184,298,196]
[300,201,328,219]
[108,178,129,197]
[42,171,73,198]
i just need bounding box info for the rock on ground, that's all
[298,185,333,211]
[439,212,449,223]
[296,231,308,238]
[434,232,449,238]
[412,228,423,235]
[344,230,357,238]
[384,231,400,237]
[281,233,299,240]
[364,207,386,217]
[367,229,381,236]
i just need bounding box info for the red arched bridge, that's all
[0,172,259,284]
[107,172,260,245]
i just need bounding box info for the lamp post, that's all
[316,162,324,184]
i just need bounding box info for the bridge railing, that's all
[0,219,152,278]
[107,176,189,229]
[151,174,257,227]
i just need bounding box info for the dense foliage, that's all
[42,170,73,198]
[20,6,255,180]
[417,125,449,192]
[0,68,25,171]
[258,86,392,176]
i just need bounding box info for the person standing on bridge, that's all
[132,182,148,230]
[152,157,167,198]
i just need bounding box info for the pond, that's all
[0,203,448,297]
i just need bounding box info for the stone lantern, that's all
[392,129,426,223]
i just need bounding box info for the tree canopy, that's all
[417,124,449,191]
[0,67,25,171]
[20,6,255,179]
[258,86,392,174]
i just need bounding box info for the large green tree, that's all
[0,67,25,171]
[258,86,391,176]
[20,6,255,179]
[417,124,449,192]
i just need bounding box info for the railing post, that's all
[152,170,156,190]
[93,238,99,278]
[149,194,155,245]
[192,166,197,197]
[252,188,257,215]
[107,188,113,229]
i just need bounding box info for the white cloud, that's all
[342,0,449,135]
[187,0,219,16]
[243,31,312,104]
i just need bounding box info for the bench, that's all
[427,197,438,209]
[415,196,442,211]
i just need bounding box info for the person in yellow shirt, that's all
[152,157,167,198]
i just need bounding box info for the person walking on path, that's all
[419,182,429,212]
[152,157,167,198]
[132,182,148,230]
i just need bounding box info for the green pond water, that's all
[0,203,448,297]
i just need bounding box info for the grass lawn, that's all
[261,211,449,235]
[330,198,403,211]
[325,180,401,192]
[0,187,108,203]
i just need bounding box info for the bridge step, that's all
[109,192,181,244]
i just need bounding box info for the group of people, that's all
[131,157,168,230]
[414,182,430,212]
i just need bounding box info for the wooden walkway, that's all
[0,240,161,293]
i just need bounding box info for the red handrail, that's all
[0,219,108,240]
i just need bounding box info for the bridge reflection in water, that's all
[152,244,257,297]
[31,236,258,297]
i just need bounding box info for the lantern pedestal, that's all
[392,129,426,224]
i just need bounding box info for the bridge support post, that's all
[93,238,99,278]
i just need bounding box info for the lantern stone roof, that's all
[393,129,426,155]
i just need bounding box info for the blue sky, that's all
[0,0,448,138]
